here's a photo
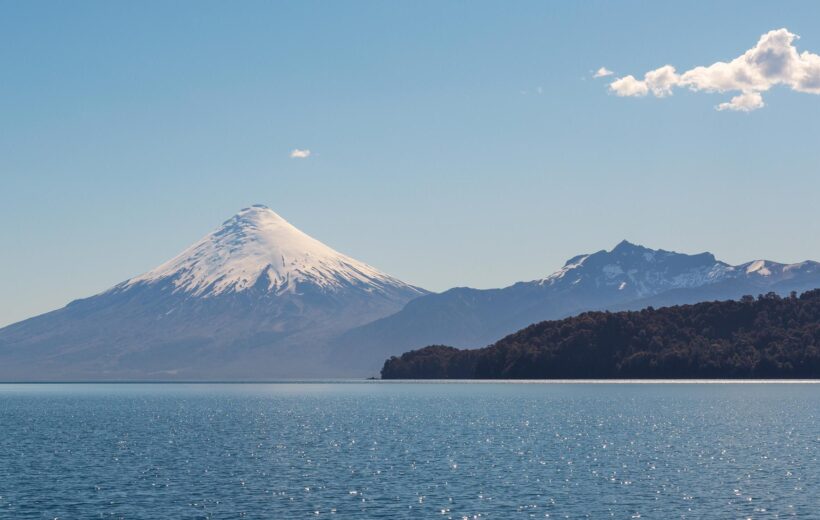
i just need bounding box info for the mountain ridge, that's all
[330,240,820,374]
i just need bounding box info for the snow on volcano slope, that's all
[122,205,423,298]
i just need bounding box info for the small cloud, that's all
[610,75,649,96]
[594,67,614,78]
[610,66,680,98]
[606,28,820,111]
[536,86,544,95]
[290,149,311,159]
[716,91,764,112]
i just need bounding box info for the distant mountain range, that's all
[1,207,819,380]
[332,240,820,374]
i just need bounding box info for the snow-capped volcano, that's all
[123,205,421,298]
[0,206,428,380]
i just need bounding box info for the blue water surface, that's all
[0,382,817,519]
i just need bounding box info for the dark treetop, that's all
[381,290,820,379]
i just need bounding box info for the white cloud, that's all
[610,75,648,96]
[644,65,680,97]
[594,67,614,78]
[289,149,311,159]
[606,28,820,111]
[716,91,765,112]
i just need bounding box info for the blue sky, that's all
[2,1,820,326]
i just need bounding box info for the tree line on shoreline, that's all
[381,290,820,379]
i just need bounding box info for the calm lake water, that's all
[0,382,818,519]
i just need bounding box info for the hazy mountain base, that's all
[0,279,411,380]
[4,265,820,380]
[381,290,820,379]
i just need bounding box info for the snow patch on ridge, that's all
[746,260,772,276]
[539,254,589,285]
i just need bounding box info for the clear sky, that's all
[3,1,820,326]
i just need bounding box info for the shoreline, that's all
[2,378,820,384]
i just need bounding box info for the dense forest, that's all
[381,290,820,379]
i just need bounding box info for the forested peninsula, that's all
[381,290,820,379]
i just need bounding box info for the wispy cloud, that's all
[289,149,311,159]
[606,28,820,111]
[593,67,613,78]
[520,86,544,95]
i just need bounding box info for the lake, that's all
[0,382,817,518]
